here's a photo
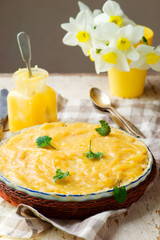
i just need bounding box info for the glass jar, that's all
[7,67,57,132]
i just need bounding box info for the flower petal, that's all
[93,22,119,41]
[76,11,92,29]
[122,15,136,27]
[79,41,92,56]
[130,26,144,44]
[136,45,155,54]
[116,52,130,71]
[61,23,78,32]
[155,45,160,54]
[150,61,160,71]
[118,25,133,39]
[90,48,113,73]
[62,32,78,46]
[136,63,149,70]
[130,55,148,69]
[69,17,76,23]
[93,9,102,17]
[94,13,110,25]
[78,1,92,13]
[92,39,107,49]
[95,61,113,74]
[103,0,124,16]
[126,45,139,61]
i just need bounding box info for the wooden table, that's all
[0,73,160,240]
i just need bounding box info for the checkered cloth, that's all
[0,92,159,240]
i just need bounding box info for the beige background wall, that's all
[0,0,160,73]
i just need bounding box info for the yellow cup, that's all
[108,26,154,98]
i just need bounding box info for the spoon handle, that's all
[108,106,146,138]
[17,32,32,78]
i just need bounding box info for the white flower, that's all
[94,0,136,27]
[90,46,130,74]
[130,45,160,71]
[61,10,94,56]
[93,23,144,61]
[112,25,144,61]
[61,0,160,73]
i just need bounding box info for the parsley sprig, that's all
[95,120,111,136]
[53,169,70,182]
[36,136,56,149]
[113,185,127,204]
[85,140,104,159]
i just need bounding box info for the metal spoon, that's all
[90,87,146,138]
[17,32,32,78]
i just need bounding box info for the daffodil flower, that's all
[61,0,160,73]
[90,46,130,74]
[94,0,136,28]
[61,10,94,56]
[130,45,160,71]
[109,24,143,61]
[92,22,143,61]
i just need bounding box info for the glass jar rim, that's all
[13,67,48,81]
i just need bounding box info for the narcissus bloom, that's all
[94,0,136,27]
[61,10,93,56]
[93,23,144,61]
[61,2,101,56]
[61,0,160,73]
[131,45,160,71]
[90,47,130,74]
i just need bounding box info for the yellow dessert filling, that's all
[0,122,149,194]
[7,67,57,133]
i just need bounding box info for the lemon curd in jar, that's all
[7,67,57,132]
[0,122,149,195]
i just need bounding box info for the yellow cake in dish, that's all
[0,122,149,195]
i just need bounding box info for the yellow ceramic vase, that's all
[108,26,154,98]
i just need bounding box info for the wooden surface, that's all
[0,73,160,240]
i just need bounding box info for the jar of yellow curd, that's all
[7,67,57,132]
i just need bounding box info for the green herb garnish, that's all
[113,185,127,204]
[95,120,111,136]
[142,36,148,45]
[53,169,70,182]
[85,140,104,159]
[36,136,56,149]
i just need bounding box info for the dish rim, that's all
[0,124,153,202]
